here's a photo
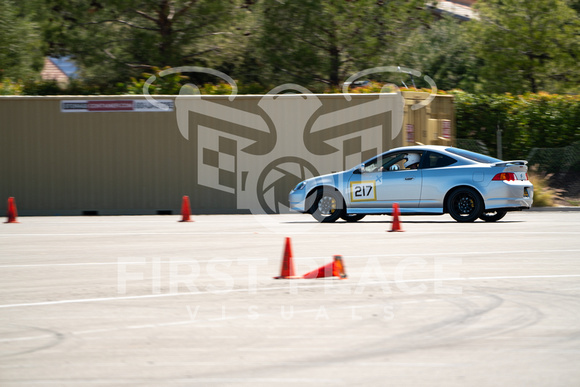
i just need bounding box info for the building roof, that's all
[49,57,78,79]
[429,0,478,21]
[40,57,79,84]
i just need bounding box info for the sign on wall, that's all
[406,123,415,144]
[442,119,452,139]
[61,100,174,113]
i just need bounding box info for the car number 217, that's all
[351,181,376,201]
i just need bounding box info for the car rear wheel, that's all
[447,188,483,223]
[311,189,344,223]
[340,214,366,222]
[479,210,507,222]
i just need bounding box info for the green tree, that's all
[0,0,44,81]
[469,0,580,94]
[43,0,245,90]
[394,15,479,91]
[568,0,580,14]
[256,0,429,91]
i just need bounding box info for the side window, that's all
[382,152,422,171]
[363,154,404,172]
[423,152,457,169]
[381,153,405,171]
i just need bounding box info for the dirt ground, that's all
[550,171,580,206]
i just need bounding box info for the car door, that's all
[347,151,422,209]
[348,171,386,208]
[377,168,421,208]
[418,151,459,208]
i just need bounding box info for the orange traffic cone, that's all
[389,203,403,232]
[5,197,19,224]
[302,255,347,279]
[274,237,301,279]
[179,195,193,222]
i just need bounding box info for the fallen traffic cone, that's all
[274,237,301,279]
[389,203,403,232]
[179,195,193,222]
[302,255,347,279]
[5,197,19,224]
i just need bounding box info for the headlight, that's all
[293,181,306,191]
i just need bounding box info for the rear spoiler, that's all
[492,160,528,166]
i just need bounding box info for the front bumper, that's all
[289,189,308,212]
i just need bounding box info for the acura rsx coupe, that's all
[289,146,533,223]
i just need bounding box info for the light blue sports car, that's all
[289,145,534,223]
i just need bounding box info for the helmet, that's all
[404,153,421,168]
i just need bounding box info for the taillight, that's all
[525,173,529,180]
[492,172,517,181]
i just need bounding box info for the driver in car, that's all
[404,153,420,169]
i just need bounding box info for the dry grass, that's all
[528,166,564,207]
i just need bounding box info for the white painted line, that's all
[171,378,338,383]
[1,249,579,268]
[357,362,463,367]
[206,317,238,322]
[73,328,117,335]
[236,348,337,351]
[156,321,196,327]
[0,334,54,343]
[0,295,547,344]
[127,324,157,329]
[1,274,579,309]
[0,232,260,237]
[343,249,580,262]
[1,231,579,237]
[0,258,269,268]
[0,298,471,343]
[210,336,239,339]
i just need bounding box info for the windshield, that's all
[446,148,501,164]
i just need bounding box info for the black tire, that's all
[447,187,483,223]
[311,189,344,223]
[340,214,366,222]
[479,210,507,222]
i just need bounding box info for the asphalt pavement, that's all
[1,211,579,386]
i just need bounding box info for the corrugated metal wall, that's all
[2,97,187,215]
[0,93,453,216]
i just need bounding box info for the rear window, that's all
[445,148,501,164]
[423,152,457,169]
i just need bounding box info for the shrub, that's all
[528,166,563,207]
[0,79,23,95]
[452,91,580,160]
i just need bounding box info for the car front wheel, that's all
[311,189,344,223]
[447,188,483,223]
[479,210,507,222]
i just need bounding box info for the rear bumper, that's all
[484,183,533,210]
